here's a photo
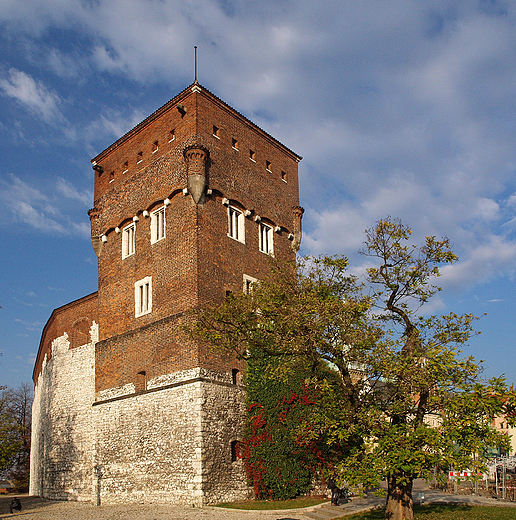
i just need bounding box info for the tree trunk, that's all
[385,475,414,520]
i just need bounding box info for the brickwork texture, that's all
[30,82,302,505]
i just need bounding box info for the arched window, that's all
[72,318,91,348]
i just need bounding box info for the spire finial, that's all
[194,46,198,83]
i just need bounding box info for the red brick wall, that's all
[33,292,98,385]
[194,90,300,227]
[92,87,197,202]
[90,84,301,393]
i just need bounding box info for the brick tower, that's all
[30,82,303,505]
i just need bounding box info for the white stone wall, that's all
[30,330,96,501]
[200,380,249,504]
[92,377,248,506]
[31,330,249,505]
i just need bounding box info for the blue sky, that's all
[1,0,516,388]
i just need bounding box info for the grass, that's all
[339,504,516,520]
[215,496,328,510]
[215,499,516,518]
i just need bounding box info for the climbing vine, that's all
[240,356,344,499]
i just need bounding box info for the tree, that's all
[0,384,32,490]
[195,256,378,499]
[194,218,514,520]
[347,218,514,519]
[0,387,22,474]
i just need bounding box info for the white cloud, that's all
[304,187,516,294]
[439,235,516,290]
[56,177,93,207]
[302,205,368,256]
[472,198,500,222]
[2,0,516,297]
[0,174,90,237]
[83,109,148,149]
[14,319,45,331]
[46,49,83,78]
[0,68,66,124]
[92,46,127,74]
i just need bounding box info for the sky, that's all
[1,0,516,389]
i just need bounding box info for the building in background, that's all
[30,82,303,505]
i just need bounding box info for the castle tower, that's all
[30,82,302,505]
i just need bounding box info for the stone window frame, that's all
[258,222,274,255]
[243,274,258,294]
[135,276,152,317]
[227,205,245,243]
[150,206,166,244]
[122,223,136,259]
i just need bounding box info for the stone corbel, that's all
[184,146,209,204]
[291,206,305,251]
[88,207,103,257]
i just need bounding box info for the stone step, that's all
[301,497,384,520]
[321,503,354,514]
[302,503,358,520]
[303,510,338,520]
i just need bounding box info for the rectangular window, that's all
[136,371,147,392]
[122,223,135,258]
[259,223,273,255]
[249,149,256,162]
[266,160,272,172]
[231,440,239,462]
[135,276,152,317]
[151,206,165,244]
[213,125,220,138]
[228,206,245,243]
[232,138,238,150]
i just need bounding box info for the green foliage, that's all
[242,356,345,499]
[0,384,32,488]
[346,504,516,520]
[194,218,516,519]
[0,387,23,473]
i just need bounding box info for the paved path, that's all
[0,495,308,520]
[3,481,516,520]
[303,480,516,520]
